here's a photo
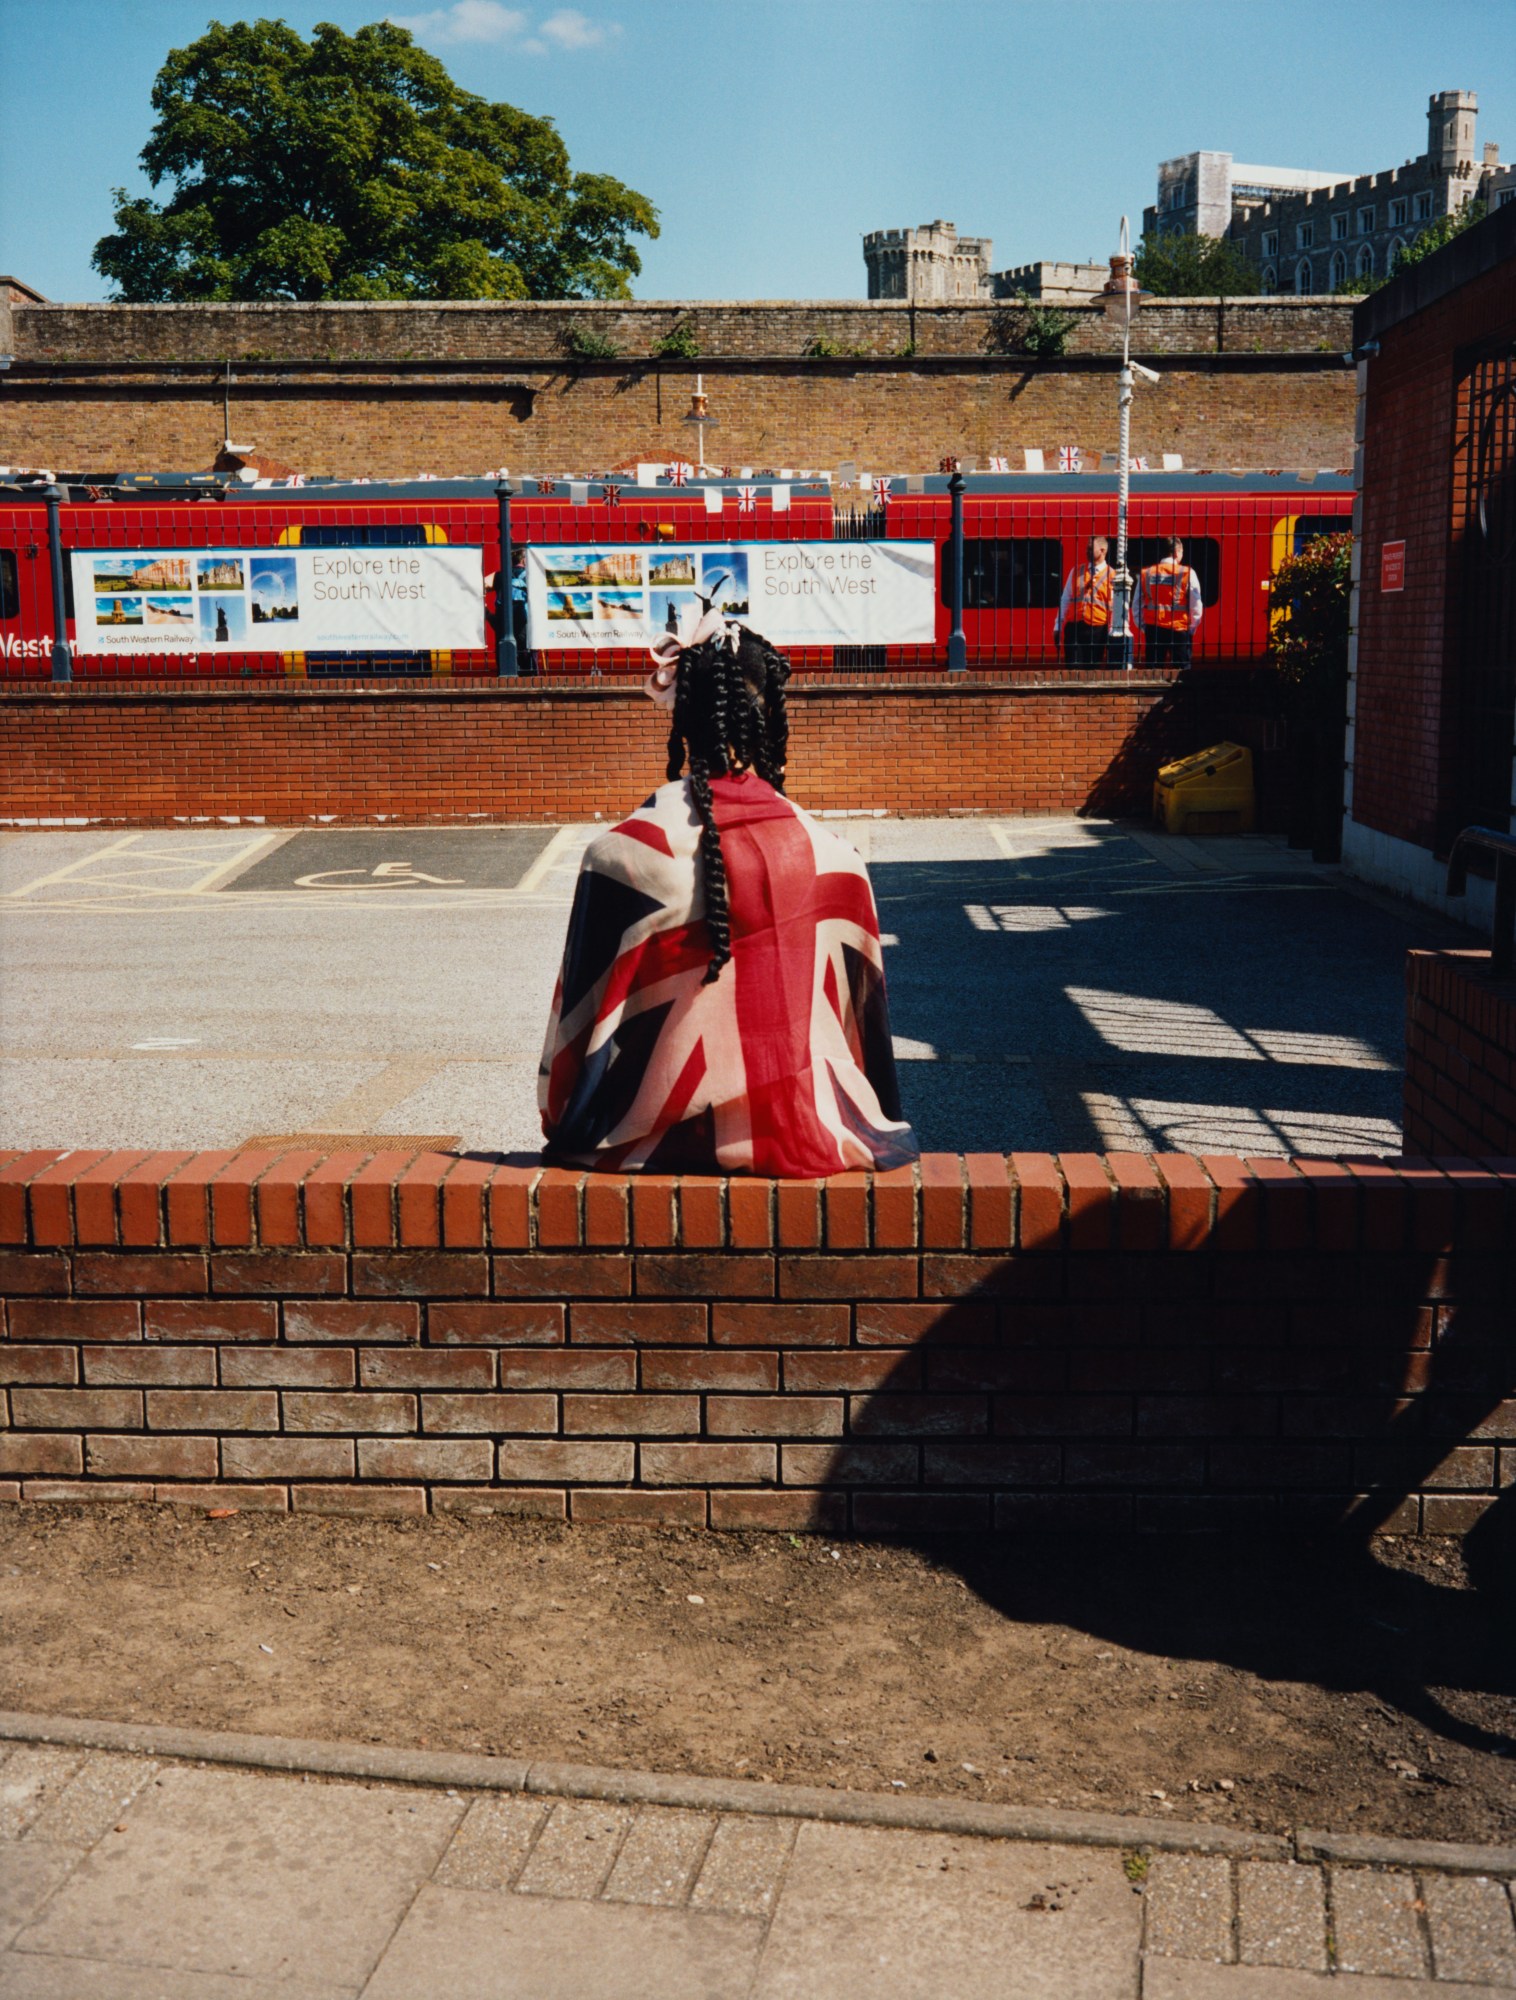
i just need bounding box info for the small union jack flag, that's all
[667,460,691,486]
[987,456,1009,474]
[1129,456,1148,472]
[737,485,758,513]
[281,474,306,488]
[1058,446,1082,472]
[535,479,558,496]
[602,483,623,506]
[938,455,959,474]
[870,476,892,502]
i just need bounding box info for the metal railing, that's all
[1446,826,1516,977]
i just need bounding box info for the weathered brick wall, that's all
[0,1148,1509,1535]
[5,365,1356,484]
[1405,949,1516,1158]
[13,297,1354,365]
[0,678,1190,825]
[4,298,1356,479]
[1351,214,1516,852]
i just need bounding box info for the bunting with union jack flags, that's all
[667,460,691,486]
[1058,446,1083,473]
[987,456,1009,474]
[737,486,758,513]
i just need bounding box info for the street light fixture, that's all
[1100,218,1155,669]
[682,375,717,473]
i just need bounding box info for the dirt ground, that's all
[3,1505,1513,1844]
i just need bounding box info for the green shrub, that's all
[562,322,621,360]
[983,295,1076,358]
[1267,531,1351,712]
[651,320,700,359]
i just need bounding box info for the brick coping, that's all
[0,675,1181,706]
[3,1148,1513,1256]
[4,1710,1513,1877]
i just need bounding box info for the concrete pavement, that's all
[3,1731,1515,1996]
[0,817,1465,1157]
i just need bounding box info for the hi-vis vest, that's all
[1141,558,1195,631]
[1070,563,1114,626]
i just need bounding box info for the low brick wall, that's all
[1405,949,1516,1158]
[0,677,1187,825]
[1,1149,1510,1536]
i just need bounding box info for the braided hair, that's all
[664,625,791,984]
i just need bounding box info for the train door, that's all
[274,521,454,678]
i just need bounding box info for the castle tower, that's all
[1428,90,1477,174]
[863,222,992,301]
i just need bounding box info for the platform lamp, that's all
[1099,218,1157,670]
[494,477,519,678]
[682,375,717,473]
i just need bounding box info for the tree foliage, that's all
[92,16,658,302]
[1267,531,1351,709]
[1133,232,1261,297]
[1335,198,1487,294]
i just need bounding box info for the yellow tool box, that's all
[1153,742,1256,835]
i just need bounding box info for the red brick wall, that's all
[0,678,1189,825]
[1405,949,1516,1158]
[0,1148,1509,1535]
[1351,232,1516,852]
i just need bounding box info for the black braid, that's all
[663,625,793,983]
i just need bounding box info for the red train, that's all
[0,471,1352,679]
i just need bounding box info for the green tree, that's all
[1133,232,1261,297]
[1267,532,1351,712]
[92,16,658,302]
[1336,198,1487,294]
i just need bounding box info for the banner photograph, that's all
[71,547,485,656]
[527,542,936,649]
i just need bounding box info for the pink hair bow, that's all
[643,588,733,708]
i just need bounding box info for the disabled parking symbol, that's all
[294,860,466,889]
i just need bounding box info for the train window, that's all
[0,551,17,621]
[1291,515,1345,553]
[942,538,1062,610]
[297,524,429,547]
[1125,536,1221,608]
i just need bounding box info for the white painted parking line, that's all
[7,832,146,895]
[515,824,583,894]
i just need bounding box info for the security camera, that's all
[1132,361,1161,386]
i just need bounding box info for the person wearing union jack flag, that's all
[538,601,917,1177]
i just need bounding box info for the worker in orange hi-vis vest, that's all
[1054,534,1117,666]
[1136,534,1204,670]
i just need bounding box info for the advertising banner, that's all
[71,546,485,656]
[527,541,936,649]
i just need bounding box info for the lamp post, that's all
[946,470,967,675]
[682,375,717,473]
[494,477,518,678]
[1098,218,1155,671]
[42,484,72,683]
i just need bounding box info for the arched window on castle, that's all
[1295,258,1313,295]
[1388,236,1406,273]
[1329,249,1348,291]
[1261,264,1277,293]
[1356,243,1374,281]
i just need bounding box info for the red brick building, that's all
[1343,198,1516,917]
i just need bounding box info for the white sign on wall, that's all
[526,541,936,649]
[70,547,486,656]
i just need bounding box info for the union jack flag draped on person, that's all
[1059,446,1083,472]
[737,486,758,513]
[539,776,918,1176]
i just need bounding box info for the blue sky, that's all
[1,0,1510,302]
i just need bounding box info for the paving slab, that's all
[750,1822,1140,1999]
[0,1753,85,1842]
[1328,1868,1429,1979]
[9,1766,461,1989]
[513,1798,634,1899]
[1237,1861,1329,1972]
[1422,1873,1516,1987]
[1143,1850,1235,1962]
[687,1814,797,1919]
[434,1793,549,1891]
[360,1881,763,2000]
[17,1755,157,1850]
[603,1807,717,1906]
[0,1846,83,1952]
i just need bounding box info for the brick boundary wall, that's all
[0,677,1187,825]
[1405,950,1516,1159]
[1,1147,1511,1537]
